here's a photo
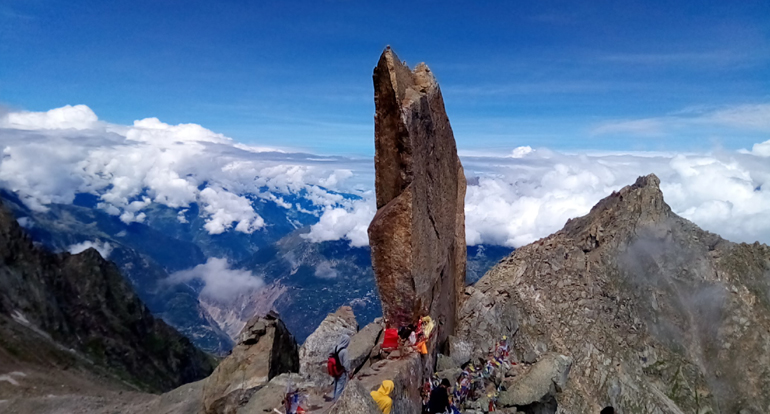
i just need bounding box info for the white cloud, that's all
[591,119,665,137]
[168,258,264,301]
[0,105,366,233]
[309,143,770,248]
[68,240,113,259]
[0,105,98,130]
[750,138,770,157]
[304,197,375,247]
[314,261,338,279]
[592,104,770,137]
[2,104,770,248]
[199,187,265,234]
[510,146,533,158]
[704,104,770,130]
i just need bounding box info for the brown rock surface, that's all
[368,46,467,348]
[340,352,425,414]
[457,174,770,413]
[202,312,299,414]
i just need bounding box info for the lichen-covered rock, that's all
[458,174,770,413]
[299,306,358,387]
[202,313,299,414]
[328,380,382,414]
[436,353,459,372]
[497,353,572,407]
[236,373,310,414]
[369,47,466,349]
[350,353,425,414]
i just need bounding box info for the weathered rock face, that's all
[328,380,383,414]
[0,201,214,393]
[369,47,467,347]
[497,353,572,408]
[340,352,425,414]
[299,306,358,387]
[347,321,383,375]
[202,312,299,414]
[236,373,312,414]
[457,174,770,413]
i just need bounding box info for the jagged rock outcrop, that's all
[497,353,572,409]
[343,352,425,413]
[347,320,383,375]
[202,312,299,414]
[456,174,770,413]
[328,380,382,414]
[369,47,467,348]
[0,201,214,393]
[236,373,311,414]
[299,306,358,387]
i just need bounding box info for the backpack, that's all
[327,346,344,377]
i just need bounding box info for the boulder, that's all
[202,313,299,414]
[299,306,358,387]
[436,353,459,371]
[236,373,311,414]
[368,46,466,349]
[447,335,473,367]
[435,368,463,385]
[348,321,383,374]
[328,380,382,414]
[455,286,519,362]
[497,353,572,408]
[351,353,425,414]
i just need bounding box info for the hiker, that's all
[328,334,351,401]
[600,407,615,414]
[428,378,452,413]
[370,380,394,414]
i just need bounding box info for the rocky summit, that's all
[455,174,770,413]
[369,46,467,347]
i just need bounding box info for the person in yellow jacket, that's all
[370,380,394,414]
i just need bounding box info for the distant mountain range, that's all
[0,189,511,354]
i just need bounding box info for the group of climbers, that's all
[415,335,515,413]
[454,336,516,411]
[319,331,512,413]
[382,315,436,355]
[285,329,612,414]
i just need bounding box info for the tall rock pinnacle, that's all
[368,47,467,346]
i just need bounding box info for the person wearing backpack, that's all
[327,334,351,401]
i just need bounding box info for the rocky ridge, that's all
[0,200,214,394]
[455,174,770,413]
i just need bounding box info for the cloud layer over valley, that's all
[168,258,264,301]
[2,104,770,250]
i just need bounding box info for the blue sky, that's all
[1,0,768,155]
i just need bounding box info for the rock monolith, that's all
[202,312,299,414]
[368,46,467,347]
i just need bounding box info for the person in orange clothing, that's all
[370,380,394,414]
